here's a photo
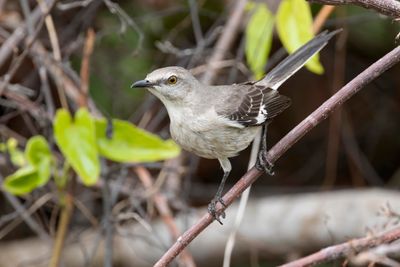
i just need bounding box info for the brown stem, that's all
[312,5,336,33]
[154,43,400,267]
[48,193,74,267]
[279,227,400,267]
[135,166,197,267]
[308,0,400,19]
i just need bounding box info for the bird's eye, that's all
[167,75,177,85]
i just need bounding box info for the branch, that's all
[0,0,55,67]
[279,227,400,267]
[154,44,400,266]
[49,192,74,267]
[135,166,196,267]
[201,0,248,84]
[308,0,400,19]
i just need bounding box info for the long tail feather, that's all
[257,29,342,90]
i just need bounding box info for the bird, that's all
[132,30,340,224]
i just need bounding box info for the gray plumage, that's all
[132,30,340,222]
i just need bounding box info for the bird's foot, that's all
[208,197,226,225]
[256,150,275,175]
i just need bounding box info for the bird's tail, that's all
[257,29,342,90]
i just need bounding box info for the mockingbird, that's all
[132,30,340,223]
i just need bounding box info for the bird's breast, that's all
[169,114,260,159]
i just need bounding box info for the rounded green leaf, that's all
[245,3,275,79]
[3,166,40,195]
[276,0,324,74]
[25,136,52,187]
[95,119,180,162]
[26,136,51,166]
[54,108,100,186]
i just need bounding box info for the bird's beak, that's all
[131,80,154,88]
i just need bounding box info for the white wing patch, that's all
[224,85,291,127]
[256,105,268,124]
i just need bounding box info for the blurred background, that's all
[0,0,399,266]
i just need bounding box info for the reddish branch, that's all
[279,227,400,267]
[154,44,400,267]
[308,0,400,19]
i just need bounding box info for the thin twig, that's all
[135,166,197,267]
[102,173,113,267]
[0,0,57,98]
[0,0,57,67]
[37,0,69,111]
[0,186,51,240]
[222,129,261,267]
[79,28,96,108]
[188,0,203,45]
[154,39,400,267]
[103,0,143,54]
[312,5,336,33]
[279,227,400,267]
[322,19,347,188]
[308,0,400,18]
[201,0,248,84]
[49,191,74,267]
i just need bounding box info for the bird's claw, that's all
[208,197,226,225]
[256,151,275,175]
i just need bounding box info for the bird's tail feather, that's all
[257,29,342,90]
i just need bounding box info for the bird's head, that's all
[131,66,198,104]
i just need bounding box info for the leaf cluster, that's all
[3,108,180,195]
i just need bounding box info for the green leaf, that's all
[276,0,323,74]
[245,3,275,79]
[95,119,180,162]
[25,136,52,187]
[0,138,26,167]
[54,108,100,185]
[3,166,41,195]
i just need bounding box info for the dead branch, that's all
[280,228,400,267]
[308,0,400,18]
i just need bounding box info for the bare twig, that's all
[201,0,248,84]
[0,180,51,240]
[308,0,400,19]
[0,0,57,100]
[37,0,69,111]
[312,5,336,33]
[56,0,94,10]
[103,0,143,54]
[102,173,113,267]
[341,114,383,185]
[222,130,261,267]
[322,21,347,188]
[188,0,203,45]
[79,28,96,107]
[49,191,74,267]
[154,40,400,267]
[135,166,196,267]
[279,227,400,267]
[0,0,57,67]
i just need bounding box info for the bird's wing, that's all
[216,83,291,127]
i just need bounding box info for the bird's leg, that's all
[256,124,275,175]
[208,158,231,225]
